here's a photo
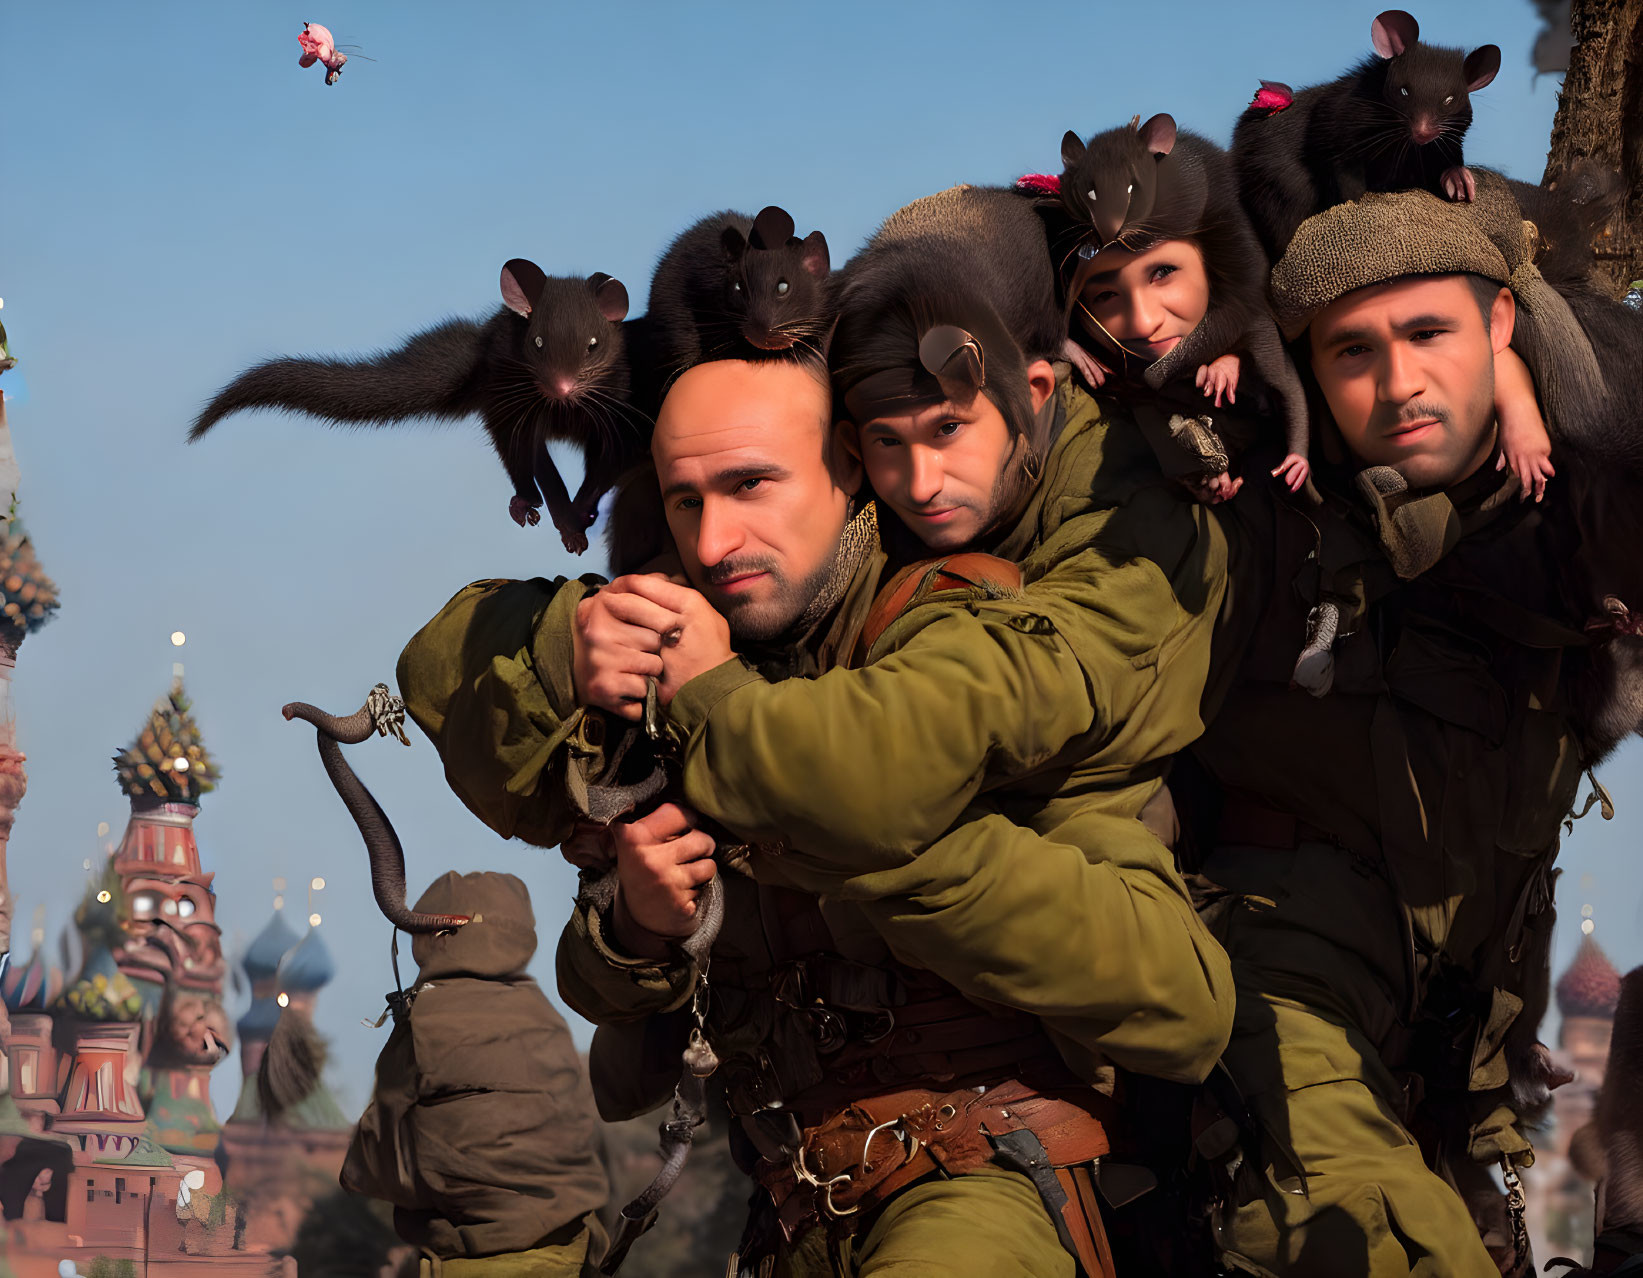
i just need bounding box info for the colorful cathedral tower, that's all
[1525,931,1623,1267]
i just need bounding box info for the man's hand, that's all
[572,575,678,720]
[619,576,734,704]
[610,803,718,957]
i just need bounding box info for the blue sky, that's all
[3,0,1635,1119]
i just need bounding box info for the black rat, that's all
[189,262,647,554]
[837,183,1065,364]
[1232,9,1501,260]
[647,204,832,378]
[1056,112,1312,494]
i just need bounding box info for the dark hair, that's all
[1465,272,1506,333]
[829,242,1051,499]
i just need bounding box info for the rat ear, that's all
[1061,131,1087,169]
[721,225,748,261]
[1371,10,1419,58]
[1464,44,1501,91]
[501,259,548,317]
[1138,114,1178,158]
[590,273,630,323]
[919,325,986,396]
[750,206,797,251]
[798,230,830,278]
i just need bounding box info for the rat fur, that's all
[647,205,832,380]
[1232,9,1502,260]
[1058,113,1312,489]
[190,264,645,553]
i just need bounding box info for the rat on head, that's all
[1059,113,1200,252]
[649,205,832,377]
[1050,113,1313,496]
[1366,9,1500,173]
[1232,9,1501,260]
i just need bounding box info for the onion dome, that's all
[236,995,283,1043]
[0,518,59,653]
[243,909,301,983]
[61,945,145,1021]
[112,676,220,806]
[1556,934,1622,1020]
[275,927,335,995]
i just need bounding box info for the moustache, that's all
[704,556,780,588]
[1375,399,1452,436]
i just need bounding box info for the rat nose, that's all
[1411,118,1441,145]
[552,376,577,400]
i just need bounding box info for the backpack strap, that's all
[853,553,1024,666]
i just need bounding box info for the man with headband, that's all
[1175,172,1643,1277]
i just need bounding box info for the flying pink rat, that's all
[298,22,373,86]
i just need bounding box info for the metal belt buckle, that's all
[792,1141,856,1219]
[860,1118,918,1174]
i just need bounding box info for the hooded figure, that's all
[342,871,609,1276]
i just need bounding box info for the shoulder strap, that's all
[853,553,1024,666]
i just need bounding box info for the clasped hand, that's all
[571,574,733,721]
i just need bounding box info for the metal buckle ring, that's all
[860,1118,917,1174]
[792,1142,857,1218]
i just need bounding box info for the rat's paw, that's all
[1272,453,1311,493]
[559,528,590,555]
[1063,338,1109,390]
[1441,165,1477,202]
[1195,353,1242,408]
[1504,446,1556,502]
[509,496,542,527]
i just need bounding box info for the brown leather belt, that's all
[755,1077,1119,1276]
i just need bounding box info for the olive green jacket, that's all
[399,383,1234,1089]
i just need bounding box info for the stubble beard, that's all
[710,551,840,643]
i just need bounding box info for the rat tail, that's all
[282,686,471,935]
[188,317,491,441]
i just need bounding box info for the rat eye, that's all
[1400,87,1410,97]
[732,281,743,293]
[1086,189,1098,202]
[587,336,599,350]
[533,335,544,349]
[776,280,790,296]
[1443,95,1453,105]
[1126,183,1134,195]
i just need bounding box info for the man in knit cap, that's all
[1178,174,1643,1277]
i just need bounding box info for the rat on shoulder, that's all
[1232,9,1501,260]
[189,262,647,554]
[1052,112,1313,499]
[647,205,832,379]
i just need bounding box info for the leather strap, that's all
[854,553,1023,664]
[756,1078,1119,1246]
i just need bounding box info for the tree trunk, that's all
[1544,0,1643,293]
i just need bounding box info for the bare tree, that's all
[1542,0,1643,292]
